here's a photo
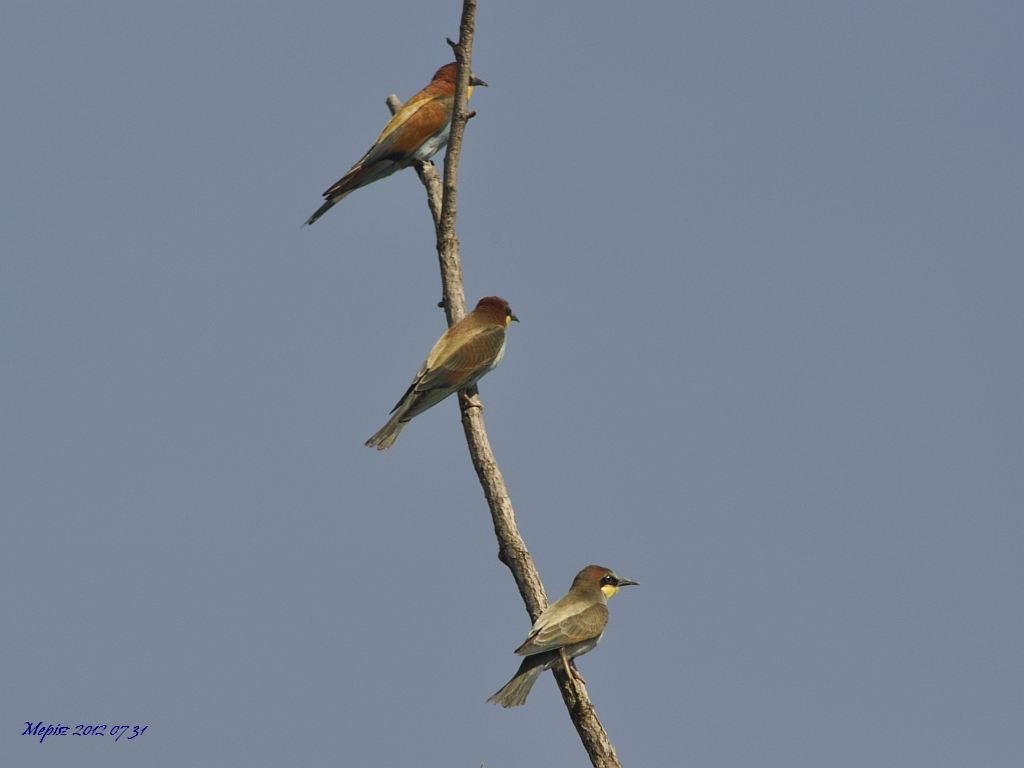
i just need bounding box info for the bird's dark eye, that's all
[602,574,614,585]
[506,307,513,317]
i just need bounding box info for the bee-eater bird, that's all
[365,296,518,450]
[488,565,638,708]
[304,62,487,225]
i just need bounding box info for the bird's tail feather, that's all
[486,665,545,708]
[364,412,407,450]
[305,156,409,226]
[304,193,344,226]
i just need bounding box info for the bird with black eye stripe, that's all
[488,565,638,707]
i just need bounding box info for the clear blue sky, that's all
[3,2,1022,766]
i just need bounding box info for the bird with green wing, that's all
[365,296,518,450]
[488,565,638,708]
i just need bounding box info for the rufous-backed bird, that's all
[305,62,487,225]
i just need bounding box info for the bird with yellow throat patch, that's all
[304,62,487,225]
[488,565,638,707]
[365,296,518,450]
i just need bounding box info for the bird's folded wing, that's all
[321,93,452,199]
[369,92,452,161]
[416,324,505,393]
[516,603,608,656]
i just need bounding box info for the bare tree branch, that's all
[391,2,625,764]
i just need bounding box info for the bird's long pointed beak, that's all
[510,314,519,323]
[470,75,488,87]
[617,578,639,587]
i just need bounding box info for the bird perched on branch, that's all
[304,62,487,225]
[365,296,518,450]
[488,565,638,708]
